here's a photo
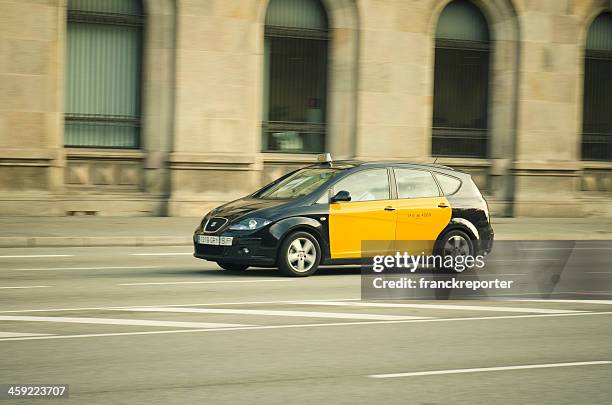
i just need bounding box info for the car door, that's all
[392,168,452,255]
[328,168,397,259]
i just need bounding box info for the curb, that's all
[0,236,192,248]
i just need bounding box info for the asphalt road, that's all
[0,246,611,404]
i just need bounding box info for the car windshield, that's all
[255,168,340,199]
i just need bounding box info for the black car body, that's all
[194,159,493,276]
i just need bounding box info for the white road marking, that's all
[0,254,73,258]
[0,286,50,290]
[115,306,429,321]
[172,298,362,307]
[119,280,295,286]
[455,291,611,298]
[13,266,158,271]
[173,298,362,306]
[0,332,52,338]
[486,258,558,262]
[520,247,610,251]
[293,301,583,314]
[368,360,612,379]
[0,298,360,314]
[1,311,611,342]
[131,252,192,256]
[456,273,527,276]
[519,299,612,305]
[0,316,250,329]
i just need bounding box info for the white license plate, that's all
[198,235,233,246]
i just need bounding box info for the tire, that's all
[217,262,249,272]
[434,229,475,273]
[277,231,321,277]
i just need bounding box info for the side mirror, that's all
[331,190,351,203]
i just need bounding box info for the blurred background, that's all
[0,0,611,217]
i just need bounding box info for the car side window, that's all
[394,168,440,199]
[332,169,390,202]
[434,173,462,195]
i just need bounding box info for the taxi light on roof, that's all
[317,153,332,163]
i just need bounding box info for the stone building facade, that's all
[1,0,611,217]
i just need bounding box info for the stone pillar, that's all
[476,0,520,217]
[168,0,261,216]
[142,0,178,215]
[512,0,583,216]
[0,0,64,216]
[355,0,432,161]
[324,0,360,160]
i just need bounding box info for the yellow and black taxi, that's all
[194,154,493,276]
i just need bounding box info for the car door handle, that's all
[438,202,449,208]
[384,206,396,211]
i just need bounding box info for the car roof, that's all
[310,160,467,176]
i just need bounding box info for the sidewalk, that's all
[0,217,197,248]
[1,216,611,248]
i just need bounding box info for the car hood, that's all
[211,198,289,222]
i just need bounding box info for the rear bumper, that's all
[477,225,494,255]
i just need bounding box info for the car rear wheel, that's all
[435,229,474,273]
[217,262,249,272]
[278,231,321,277]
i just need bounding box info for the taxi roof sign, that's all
[317,153,332,163]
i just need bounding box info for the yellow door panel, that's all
[394,196,452,255]
[329,200,397,259]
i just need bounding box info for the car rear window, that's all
[434,173,462,195]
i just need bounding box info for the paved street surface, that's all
[1,246,611,404]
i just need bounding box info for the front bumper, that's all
[193,234,277,266]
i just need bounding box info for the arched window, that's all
[582,12,612,161]
[432,0,490,158]
[262,0,329,153]
[64,0,144,148]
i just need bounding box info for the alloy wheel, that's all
[443,235,471,258]
[287,237,316,273]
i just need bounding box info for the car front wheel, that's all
[278,231,321,277]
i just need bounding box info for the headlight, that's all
[228,217,271,231]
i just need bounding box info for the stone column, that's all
[169,1,261,216]
[324,0,360,160]
[0,0,64,216]
[512,0,583,216]
[355,0,432,161]
[141,0,178,215]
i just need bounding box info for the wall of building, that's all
[0,0,63,215]
[0,0,611,217]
